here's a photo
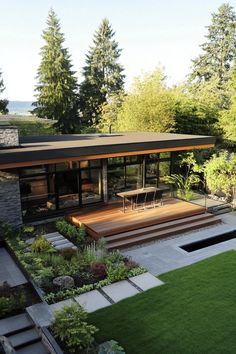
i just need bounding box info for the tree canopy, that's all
[115,69,175,133]
[32,9,79,133]
[0,70,8,114]
[79,18,125,127]
[204,151,236,197]
[189,3,236,87]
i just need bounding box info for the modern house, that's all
[0,125,216,233]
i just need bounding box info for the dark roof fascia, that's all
[0,135,216,167]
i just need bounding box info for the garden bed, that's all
[3,219,145,305]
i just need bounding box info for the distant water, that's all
[7,101,33,115]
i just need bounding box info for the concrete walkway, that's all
[0,247,27,287]
[122,212,236,276]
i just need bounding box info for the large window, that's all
[19,160,103,219]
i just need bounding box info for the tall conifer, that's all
[79,18,125,127]
[32,9,79,133]
[0,70,8,114]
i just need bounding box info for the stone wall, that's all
[0,170,23,226]
[0,126,19,147]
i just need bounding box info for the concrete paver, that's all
[102,280,139,303]
[75,290,111,312]
[129,272,164,290]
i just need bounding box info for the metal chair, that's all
[154,190,163,207]
[144,191,156,209]
[134,192,147,211]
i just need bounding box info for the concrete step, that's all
[44,232,61,239]
[15,341,50,354]
[107,216,221,250]
[105,213,215,244]
[0,313,33,336]
[8,328,40,349]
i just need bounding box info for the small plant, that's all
[106,263,128,282]
[61,247,78,261]
[56,219,86,244]
[90,262,107,279]
[125,259,138,270]
[31,236,52,253]
[52,303,98,353]
[21,225,35,236]
[98,340,125,354]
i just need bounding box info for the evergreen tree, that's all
[189,3,236,86]
[32,9,79,133]
[0,70,8,114]
[79,18,125,127]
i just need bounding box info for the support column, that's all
[102,159,108,204]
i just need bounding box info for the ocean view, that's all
[7,101,33,115]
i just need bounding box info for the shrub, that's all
[0,281,11,297]
[52,303,98,353]
[61,248,78,261]
[98,340,125,354]
[106,263,128,282]
[90,262,107,279]
[56,219,86,244]
[31,236,52,253]
[20,225,35,237]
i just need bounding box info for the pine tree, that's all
[79,18,125,127]
[32,9,79,133]
[190,3,236,86]
[0,70,8,114]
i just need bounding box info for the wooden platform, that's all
[67,198,213,238]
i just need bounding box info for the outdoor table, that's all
[117,187,160,213]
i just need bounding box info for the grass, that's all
[89,251,236,354]
[9,117,57,136]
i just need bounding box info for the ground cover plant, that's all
[4,220,145,304]
[89,251,236,354]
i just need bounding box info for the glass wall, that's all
[19,160,103,219]
[107,153,172,200]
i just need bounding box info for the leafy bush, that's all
[90,262,107,279]
[31,236,52,253]
[61,247,78,260]
[125,259,139,270]
[106,263,128,282]
[52,303,98,353]
[20,225,35,237]
[98,340,125,354]
[0,290,26,318]
[56,219,86,244]
[0,281,11,297]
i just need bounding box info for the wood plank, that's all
[68,198,206,239]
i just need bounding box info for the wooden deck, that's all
[67,198,207,239]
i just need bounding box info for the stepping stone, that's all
[46,235,64,242]
[102,280,140,303]
[50,298,75,313]
[75,290,111,313]
[0,313,33,336]
[44,232,61,239]
[8,328,40,348]
[51,239,72,246]
[26,303,54,327]
[129,272,164,291]
[54,243,76,250]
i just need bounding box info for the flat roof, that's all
[0,132,216,169]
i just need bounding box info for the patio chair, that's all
[133,192,147,211]
[154,190,163,207]
[145,191,156,209]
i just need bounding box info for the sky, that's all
[0,0,233,101]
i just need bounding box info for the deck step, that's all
[105,213,215,244]
[107,216,221,250]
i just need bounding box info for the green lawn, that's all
[89,251,236,354]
